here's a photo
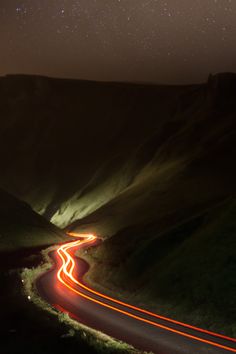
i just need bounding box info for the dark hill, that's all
[0,74,196,224]
[0,188,64,251]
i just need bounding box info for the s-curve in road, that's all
[36,233,236,354]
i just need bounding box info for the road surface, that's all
[36,233,236,354]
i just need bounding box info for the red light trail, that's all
[55,232,236,353]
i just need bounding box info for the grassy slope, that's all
[0,188,64,251]
[84,200,236,336]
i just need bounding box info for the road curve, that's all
[36,233,236,354]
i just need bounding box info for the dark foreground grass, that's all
[0,250,96,354]
[0,247,140,354]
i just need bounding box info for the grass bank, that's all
[78,199,236,338]
[21,245,146,354]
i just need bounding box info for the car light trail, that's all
[55,232,236,353]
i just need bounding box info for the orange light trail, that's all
[55,232,236,353]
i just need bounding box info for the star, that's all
[0,0,236,84]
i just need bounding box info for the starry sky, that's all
[0,0,236,84]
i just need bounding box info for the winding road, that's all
[36,233,236,354]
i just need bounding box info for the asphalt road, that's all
[36,234,236,354]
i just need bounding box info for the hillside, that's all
[0,73,236,335]
[0,188,64,252]
[0,74,195,224]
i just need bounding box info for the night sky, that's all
[0,0,236,84]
